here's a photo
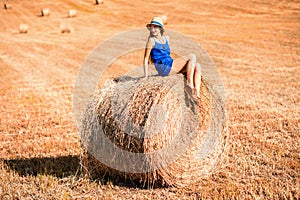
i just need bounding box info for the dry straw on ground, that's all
[80,74,227,188]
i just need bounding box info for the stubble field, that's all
[0,0,299,199]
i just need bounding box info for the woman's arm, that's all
[165,35,170,43]
[143,37,154,78]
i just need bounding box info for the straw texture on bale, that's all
[19,24,28,34]
[80,74,227,188]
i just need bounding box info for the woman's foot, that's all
[193,88,201,106]
[185,85,200,106]
[193,88,201,100]
[187,82,194,90]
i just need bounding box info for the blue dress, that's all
[150,36,173,76]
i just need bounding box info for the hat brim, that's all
[146,24,164,32]
[146,21,163,29]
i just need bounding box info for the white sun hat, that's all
[146,16,164,30]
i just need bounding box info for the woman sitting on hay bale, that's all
[80,18,227,187]
[143,16,202,100]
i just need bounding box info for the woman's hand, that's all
[144,64,149,78]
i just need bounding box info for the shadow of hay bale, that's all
[3,155,80,178]
[80,73,227,188]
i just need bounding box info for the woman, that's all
[143,16,202,99]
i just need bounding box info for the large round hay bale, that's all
[4,4,12,9]
[80,74,227,188]
[19,24,28,34]
[41,8,50,16]
[60,22,73,33]
[160,15,168,25]
[95,0,104,4]
[68,9,77,18]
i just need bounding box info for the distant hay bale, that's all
[41,8,50,16]
[160,15,168,25]
[68,9,77,18]
[19,24,28,34]
[95,0,104,4]
[60,22,73,33]
[80,74,227,188]
[4,4,11,9]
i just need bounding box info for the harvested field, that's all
[0,0,299,199]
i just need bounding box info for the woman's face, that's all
[148,24,161,36]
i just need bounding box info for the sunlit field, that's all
[0,0,299,199]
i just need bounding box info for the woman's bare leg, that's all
[193,63,202,98]
[171,53,196,88]
[186,55,196,88]
[170,56,186,74]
